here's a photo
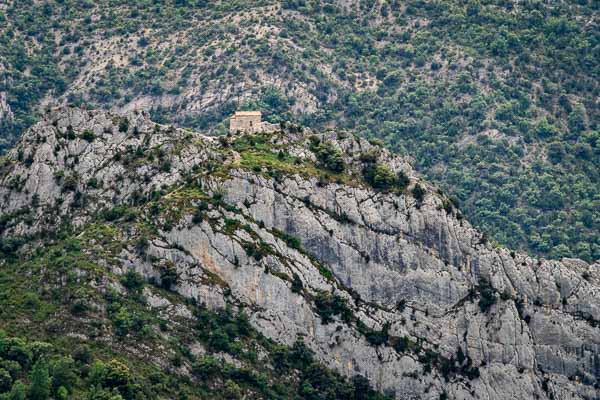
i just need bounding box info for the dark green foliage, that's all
[396,171,410,191]
[362,163,394,189]
[442,199,453,215]
[103,286,151,339]
[272,229,302,250]
[396,299,406,312]
[317,264,334,281]
[49,357,77,396]
[71,346,92,365]
[192,200,209,224]
[61,175,78,193]
[310,138,345,173]
[411,184,426,204]
[393,336,409,353]
[158,263,178,290]
[80,130,95,143]
[223,218,240,234]
[270,340,391,400]
[362,159,411,192]
[135,236,149,255]
[291,273,303,293]
[0,237,26,260]
[29,360,50,400]
[0,337,32,366]
[478,279,497,313]
[7,380,26,400]
[118,118,129,133]
[191,355,220,379]
[0,368,12,392]
[195,306,253,354]
[211,191,225,206]
[283,234,301,250]
[243,241,270,261]
[361,323,390,347]
[314,291,353,324]
[120,270,145,292]
[87,177,99,189]
[101,206,135,222]
[66,128,76,141]
[87,359,147,399]
[159,160,172,173]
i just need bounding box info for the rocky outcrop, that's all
[1,107,598,400]
[0,92,13,124]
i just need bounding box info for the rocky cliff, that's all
[0,107,598,400]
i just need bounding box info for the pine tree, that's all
[29,360,51,400]
[8,380,27,400]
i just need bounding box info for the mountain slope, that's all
[1,108,599,399]
[1,0,598,263]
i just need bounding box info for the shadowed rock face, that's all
[1,107,599,400]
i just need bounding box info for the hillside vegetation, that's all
[0,109,412,400]
[0,236,391,400]
[0,0,598,263]
[1,108,599,399]
[2,108,600,399]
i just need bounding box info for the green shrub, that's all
[159,160,172,173]
[118,118,129,133]
[223,379,242,399]
[80,130,95,142]
[273,229,302,250]
[61,175,78,192]
[71,345,92,365]
[0,368,13,392]
[310,138,345,173]
[362,163,395,189]
[314,291,353,324]
[29,360,50,400]
[87,177,99,189]
[0,360,21,380]
[478,279,497,312]
[66,127,76,140]
[192,200,209,224]
[396,171,410,191]
[243,242,270,261]
[112,307,134,337]
[363,323,389,347]
[103,360,132,389]
[7,380,27,400]
[120,270,145,291]
[393,336,409,353]
[159,263,178,290]
[55,386,68,400]
[101,206,127,221]
[223,218,240,234]
[411,184,426,204]
[0,337,32,366]
[291,273,303,293]
[49,357,77,395]
[192,356,220,378]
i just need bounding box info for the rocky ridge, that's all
[0,107,599,400]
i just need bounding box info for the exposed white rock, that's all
[0,91,13,124]
[1,107,598,400]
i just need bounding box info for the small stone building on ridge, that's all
[229,111,262,133]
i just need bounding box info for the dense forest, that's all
[0,0,598,263]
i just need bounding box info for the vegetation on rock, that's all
[0,0,598,262]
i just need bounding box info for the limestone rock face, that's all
[0,91,13,124]
[1,107,599,400]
